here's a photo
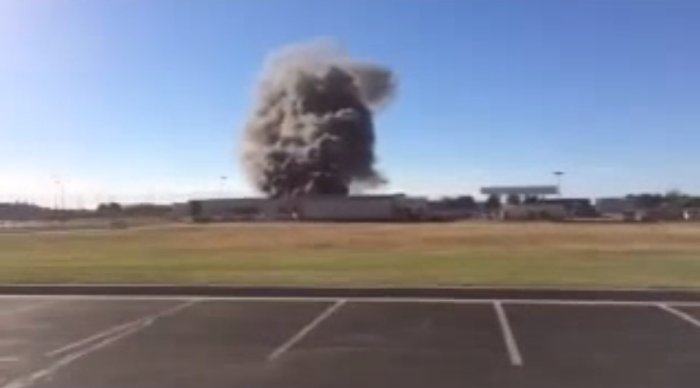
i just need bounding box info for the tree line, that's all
[430,190,700,213]
[625,191,700,210]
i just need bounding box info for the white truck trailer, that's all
[189,198,276,222]
[297,195,400,221]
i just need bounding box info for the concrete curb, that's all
[1,285,700,302]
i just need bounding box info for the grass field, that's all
[2,222,700,288]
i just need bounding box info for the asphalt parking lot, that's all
[1,295,700,388]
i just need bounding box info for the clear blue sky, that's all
[2,0,699,205]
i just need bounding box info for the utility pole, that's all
[553,171,564,197]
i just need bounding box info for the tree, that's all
[485,194,501,211]
[190,201,204,221]
[506,194,521,205]
[688,197,700,208]
[108,202,122,214]
[455,195,476,210]
[96,202,122,218]
[96,203,109,215]
[627,193,664,210]
[665,189,689,208]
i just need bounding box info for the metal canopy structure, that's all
[480,185,559,196]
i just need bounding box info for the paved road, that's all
[1,296,700,388]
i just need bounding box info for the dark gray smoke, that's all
[240,40,397,197]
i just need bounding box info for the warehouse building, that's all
[500,203,568,221]
[293,194,428,222]
[480,185,560,200]
[594,197,629,215]
[186,197,277,222]
[179,194,429,223]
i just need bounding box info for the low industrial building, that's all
[289,194,430,222]
[480,185,587,221]
[292,195,410,221]
[683,208,700,221]
[594,197,629,215]
[179,194,430,223]
[184,197,276,222]
[480,185,560,200]
[539,198,598,217]
[500,203,568,221]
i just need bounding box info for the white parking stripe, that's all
[268,299,346,361]
[0,357,19,363]
[2,321,149,388]
[2,300,198,388]
[658,304,700,330]
[47,300,199,357]
[46,319,142,357]
[494,301,523,366]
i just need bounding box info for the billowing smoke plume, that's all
[240,40,397,197]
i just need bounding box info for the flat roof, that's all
[480,185,559,196]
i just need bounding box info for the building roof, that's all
[480,185,559,196]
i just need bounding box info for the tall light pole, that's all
[553,171,564,197]
[219,176,227,197]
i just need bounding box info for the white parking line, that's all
[0,302,52,317]
[268,299,346,361]
[494,301,523,367]
[658,304,700,330]
[46,319,142,357]
[2,320,148,388]
[47,300,199,357]
[2,300,198,388]
[0,357,19,363]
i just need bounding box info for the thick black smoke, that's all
[240,40,396,197]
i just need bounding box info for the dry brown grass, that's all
[153,222,700,253]
[1,222,699,287]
